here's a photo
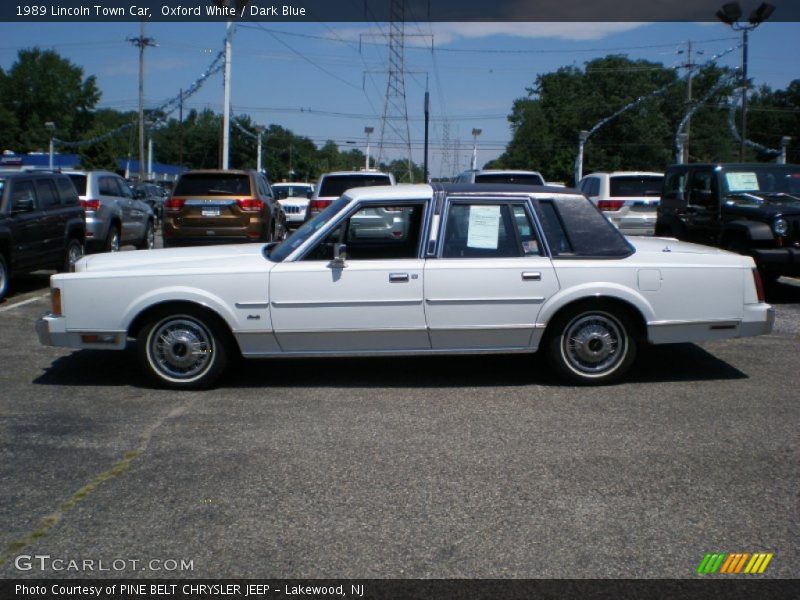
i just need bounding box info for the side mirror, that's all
[328,243,348,268]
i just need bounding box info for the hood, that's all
[725,193,800,215]
[75,244,272,273]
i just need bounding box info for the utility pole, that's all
[222,19,233,169]
[677,40,702,163]
[178,88,184,169]
[128,23,156,181]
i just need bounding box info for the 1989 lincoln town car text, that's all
[37,183,774,389]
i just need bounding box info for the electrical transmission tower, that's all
[378,0,414,181]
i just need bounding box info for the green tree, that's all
[0,48,100,153]
[489,56,740,184]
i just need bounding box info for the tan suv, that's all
[163,170,286,247]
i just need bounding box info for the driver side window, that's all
[302,202,425,261]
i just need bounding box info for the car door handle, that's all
[521,272,541,281]
[389,273,409,283]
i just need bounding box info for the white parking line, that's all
[0,294,49,313]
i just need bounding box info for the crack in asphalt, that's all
[0,400,196,567]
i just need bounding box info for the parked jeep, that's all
[656,163,800,280]
[0,170,85,302]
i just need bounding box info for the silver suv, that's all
[579,171,663,236]
[306,170,395,221]
[453,169,545,186]
[66,170,155,252]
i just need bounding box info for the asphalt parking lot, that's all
[0,264,798,580]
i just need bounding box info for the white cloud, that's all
[331,22,649,47]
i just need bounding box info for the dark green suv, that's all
[656,163,800,281]
[0,170,86,301]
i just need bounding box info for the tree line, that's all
[1,48,798,185]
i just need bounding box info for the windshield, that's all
[609,176,663,197]
[722,167,800,196]
[273,185,312,199]
[268,196,350,262]
[318,175,391,197]
[474,173,544,186]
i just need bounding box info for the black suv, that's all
[0,170,85,301]
[656,163,800,280]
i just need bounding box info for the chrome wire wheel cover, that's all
[147,316,215,382]
[561,312,626,377]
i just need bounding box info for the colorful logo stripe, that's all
[697,553,773,574]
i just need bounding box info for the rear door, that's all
[33,178,64,263]
[424,196,559,350]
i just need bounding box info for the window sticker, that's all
[726,172,759,192]
[466,205,501,249]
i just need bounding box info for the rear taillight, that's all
[308,199,332,214]
[753,268,765,303]
[236,198,264,212]
[165,198,185,212]
[598,200,624,211]
[80,199,100,211]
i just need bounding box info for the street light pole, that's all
[255,126,264,173]
[45,121,55,169]
[364,126,374,170]
[471,128,482,170]
[575,130,590,185]
[716,2,775,162]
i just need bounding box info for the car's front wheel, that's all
[545,303,637,385]
[137,307,230,390]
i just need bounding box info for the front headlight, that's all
[773,218,788,237]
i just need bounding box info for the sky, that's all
[1,20,799,179]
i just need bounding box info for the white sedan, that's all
[37,184,774,389]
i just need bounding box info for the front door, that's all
[269,200,430,353]
[425,198,559,350]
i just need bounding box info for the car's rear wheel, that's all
[137,307,230,390]
[135,220,155,250]
[106,225,121,252]
[0,254,9,302]
[60,239,84,272]
[545,303,637,385]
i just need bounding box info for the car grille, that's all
[283,205,303,214]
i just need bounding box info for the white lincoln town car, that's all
[37,183,774,389]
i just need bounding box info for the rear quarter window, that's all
[67,174,87,196]
[533,196,633,258]
[56,177,80,205]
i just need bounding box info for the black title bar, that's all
[3,0,800,22]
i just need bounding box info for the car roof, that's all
[666,163,800,169]
[473,169,543,175]
[179,169,256,175]
[320,170,392,177]
[272,181,312,186]
[343,182,582,201]
[583,171,664,177]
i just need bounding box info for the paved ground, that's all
[0,264,798,579]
